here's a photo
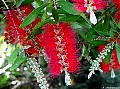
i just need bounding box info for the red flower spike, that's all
[112,0,120,10]
[42,22,80,77]
[4,4,40,45]
[72,0,108,13]
[35,34,44,48]
[4,5,42,58]
[98,45,120,73]
[4,10,28,44]
[114,11,120,23]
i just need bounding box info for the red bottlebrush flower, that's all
[4,5,40,45]
[23,40,40,57]
[42,22,80,77]
[112,0,120,10]
[72,0,108,13]
[25,46,40,58]
[114,11,120,23]
[4,10,28,44]
[35,34,44,48]
[98,45,120,73]
[4,5,42,58]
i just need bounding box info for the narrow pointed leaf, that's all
[89,40,108,47]
[115,44,120,63]
[52,8,59,22]
[16,0,25,7]
[57,1,79,15]
[110,28,114,39]
[60,15,79,22]
[75,29,86,40]
[20,3,49,28]
[10,56,27,70]
[8,47,19,64]
[104,50,112,64]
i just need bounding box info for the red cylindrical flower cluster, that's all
[114,11,120,23]
[112,0,120,10]
[4,10,27,44]
[23,40,40,57]
[4,5,41,57]
[72,0,108,13]
[42,22,80,77]
[98,45,120,73]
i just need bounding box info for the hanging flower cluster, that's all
[4,9,27,44]
[4,4,49,89]
[42,22,80,78]
[4,4,41,57]
[72,0,108,13]
[112,0,120,10]
[113,0,120,23]
[28,58,49,89]
[72,0,108,24]
[114,11,120,23]
[98,45,120,73]
[88,43,114,79]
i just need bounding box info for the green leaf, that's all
[22,0,34,6]
[16,0,25,7]
[57,1,79,15]
[33,19,51,30]
[79,13,88,22]
[83,45,89,57]
[52,8,59,22]
[70,22,81,29]
[102,16,109,31]
[20,3,49,28]
[94,30,109,37]
[116,49,120,63]
[115,43,120,63]
[26,28,42,40]
[89,40,108,47]
[110,28,114,39]
[77,16,91,28]
[115,44,120,53]
[102,5,114,15]
[8,47,19,64]
[60,15,79,22]
[75,29,86,40]
[10,56,27,70]
[41,11,47,22]
[36,0,43,6]
[104,50,112,64]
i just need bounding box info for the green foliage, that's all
[104,50,112,64]
[89,40,108,47]
[52,8,59,22]
[20,3,49,28]
[16,0,34,7]
[16,0,25,7]
[10,55,27,70]
[8,46,19,64]
[57,1,79,15]
[115,43,120,63]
